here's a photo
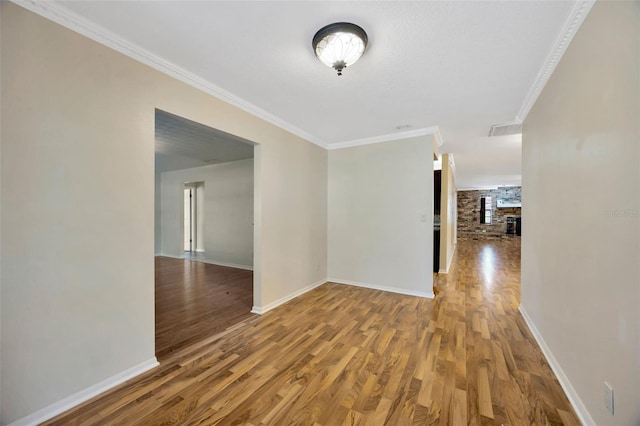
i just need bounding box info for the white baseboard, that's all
[8,357,159,426]
[251,279,326,315]
[196,259,253,271]
[518,306,595,426]
[195,249,205,253]
[328,278,434,299]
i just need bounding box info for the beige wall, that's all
[159,159,254,269]
[328,137,434,297]
[522,1,640,424]
[0,3,327,423]
[438,153,457,273]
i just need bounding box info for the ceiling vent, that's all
[488,123,522,137]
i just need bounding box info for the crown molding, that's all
[10,0,328,149]
[12,0,449,153]
[11,0,449,154]
[515,0,595,123]
[328,126,441,150]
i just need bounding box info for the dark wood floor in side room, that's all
[155,257,254,360]
[46,238,580,425]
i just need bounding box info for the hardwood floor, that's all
[155,257,254,360]
[46,238,579,425]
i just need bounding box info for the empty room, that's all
[1,1,638,425]
[154,109,256,360]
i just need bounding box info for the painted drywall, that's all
[438,154,457,273]
[159,159,254,269]
[522,1,640,425]
[0,3,327,424]
[257,132,327,304]
[328,137,433,297]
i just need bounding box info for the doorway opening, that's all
[184,186,194,252]
[183,182,204,259]
[154,108,258,360]
[432,166,442,296]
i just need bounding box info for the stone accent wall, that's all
[458,187,521,235]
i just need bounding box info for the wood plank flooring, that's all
[155,257,254,360]
[45,238,580,425]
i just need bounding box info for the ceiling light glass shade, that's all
[313,23,368,76]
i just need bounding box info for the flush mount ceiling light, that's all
[312,22,368,76]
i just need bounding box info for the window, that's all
[480,196,492,224]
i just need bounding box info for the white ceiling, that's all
[155,109,254,173]
[25,0,592,188]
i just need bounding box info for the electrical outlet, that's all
[603,382,614,415]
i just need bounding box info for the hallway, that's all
[435,237,578,424]
[47,239,578,424]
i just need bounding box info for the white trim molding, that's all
[327,126,441,150]
[328,278,434,299]
[516,0,595,122]
[9,0,327,149]
[9,0,451,153]
[8,358,159,426]
[519,306,595,426]
[251,279,326,315]
[11,0,593,152]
